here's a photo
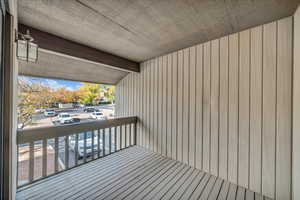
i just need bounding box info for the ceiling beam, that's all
[18,23,140,72]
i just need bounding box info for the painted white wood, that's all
[182,48,190,164]
[238,29,250,188]
[219,36,229,180]
[167,54,173,157]
[293,7,300,200]
[249,25,262,194]
[228,33,239,184]
[153,59,158,152]
[189,46,196,167]
[171,52,178,160]
[162,55,168,156]
[210,39,220,177]
[157,57,163,154]
[115,16,293,200]
[276,17,292,200]
[177,51,183,162]
[195,44,203,170]
[262,21,276,199]
[203,42,211,173]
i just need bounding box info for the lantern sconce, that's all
[16,29,38,63]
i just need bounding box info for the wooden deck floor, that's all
[17,146,271,200]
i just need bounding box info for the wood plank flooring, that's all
[16,146,272,200]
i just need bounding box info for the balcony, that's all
[16,117,271,200]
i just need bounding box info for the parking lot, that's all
[18,105,116,185]
[26,104,115,129]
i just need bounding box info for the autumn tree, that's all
[78,83,101,105]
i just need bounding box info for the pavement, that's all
[17,105,117,185]
[25,105,115,129]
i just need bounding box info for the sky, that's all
[19,75,84,91]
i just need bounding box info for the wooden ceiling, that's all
[18,0,300,62]
[18,0,300,83]
[18,49,129,85]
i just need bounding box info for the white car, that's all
[90,112,107,120]
[58,113,73,124]
[69,132,102,158]
[44,109,56,117]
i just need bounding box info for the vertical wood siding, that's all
[115,16,292,200]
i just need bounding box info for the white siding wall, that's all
[115,16,293,200]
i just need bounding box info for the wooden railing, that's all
[17,116,137,187]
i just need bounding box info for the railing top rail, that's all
[17,116,137,144]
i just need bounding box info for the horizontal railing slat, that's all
[17,116,137,144]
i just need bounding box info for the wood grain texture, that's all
[17,146,270,200]
[116,16,293,200]
[249,25,263,194]
[228,33,239,184]
[276,17,292,200]
[211,39,220,177]
[294,7,300,200]
[183,48,190,164]
[219,36,229,180]
[262,21,276,199]
[195,44,203,170]
[203,42,211,173]
[18,24,140,72]
[238,30,250,188]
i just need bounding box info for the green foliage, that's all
[78,83,101,105]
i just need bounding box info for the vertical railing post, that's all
[75,133,79,166]
[129,124,132,146]
[125,124,127,148]
[97,129,100,158]
[54,138,59,173]
[42,139,47,177]
[29,142,34,183]
[120,125,123,150]
[114,126,117,152]
[65,136,69,169]
[109,128,112,154]
[102,129,106,156]
[91,131,95,160]
[134,121,137,145]
[83,132,87,163]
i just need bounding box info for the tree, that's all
[78,83,101,105]
[17,79,56,128]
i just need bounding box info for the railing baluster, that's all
[129,123,132,146]
[134,122,137,145]
[54,137,59,173]
[91,131,95,160]
[83,132,87,163]
[65,136,69,169]
[102,129,105,156]
[114,127,117,152]
[75,133,79,166]
[97,130,100,158]
[125,124,127,148]
[120,125,123,150]
[42,139,47,177]
[29,141,34,182]
[109,128,112,154]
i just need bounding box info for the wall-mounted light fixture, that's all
[16,29,38,62]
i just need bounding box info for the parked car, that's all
[35,108,45,113]
[84,107,96,112]
[74,104,85,108]
[69,132,102,159]
[58,113,73,124]
[44,109,56,117]
[90,112,107,120]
